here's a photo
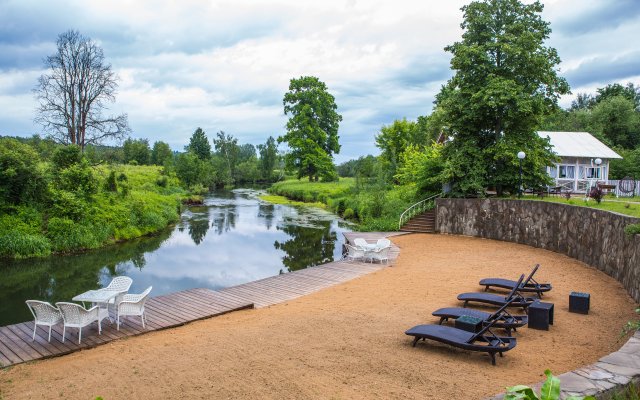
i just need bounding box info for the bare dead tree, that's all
[34,30,130,150]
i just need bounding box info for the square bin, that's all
[569,292,590,314]
[455,315,483,333]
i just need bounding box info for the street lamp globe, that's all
[594,158,602,165]
[517,151,526,160]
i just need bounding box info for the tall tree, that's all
[279,76,342,181]
[151,141,173,165]
[212,131,239,183]
[186,127,211,160]
[375,118,418,180]
[123,138,151,165]
[590,96,640,149]
[34,30,130,150]
[257,136,278,180]
[595,83,640,110]
[436,0,569,195]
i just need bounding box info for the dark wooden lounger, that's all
[479,264,551,298]
[457,274,536,309]
[405,302,517,365]
[431,307,527,335]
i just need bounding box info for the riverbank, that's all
[0,234,636,399]
[0,164,185,259]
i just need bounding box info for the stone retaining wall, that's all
[433,199,640,399]
[435,198,640,303]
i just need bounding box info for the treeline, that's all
[0,137,185,258]
[541,82,640,179]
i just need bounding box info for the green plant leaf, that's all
[506,385,538,400]
[540,369,561,400]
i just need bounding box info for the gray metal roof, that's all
[537,131,622,159]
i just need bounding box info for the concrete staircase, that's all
[400,209,436,233]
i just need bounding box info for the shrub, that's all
[156,175,168,188]
[0,138,49,205]
[0,231,51,258]
[51,144,82,170]
[343,208,355,219]
[46,217,107,252]
[505,369,595,400]
[624,223,640,236]
[589,186,604,204]
[104,170,118,192]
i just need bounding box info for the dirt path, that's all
[0,234,637,399]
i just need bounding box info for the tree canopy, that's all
[279,76,342,181]
[186,128,211,160]
[34,30,130,150]
[436,0,569,195]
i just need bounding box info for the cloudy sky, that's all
[1,0,639,161]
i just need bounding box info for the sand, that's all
[0,234,637,399]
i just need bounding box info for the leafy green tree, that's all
[174,152,215,188]
[0,139,49,205]
[52,144,83,170]
[436,0,569,196]
[590,96,640,149]
[375,118,418,179]
[187,128,211,160]
[213,131,239,184]
[257,136,278,181]
[595,83,640,110]
[151,141,173,165]
[123,138,151,165]
[395,144,444,195]
[570,93,596,111]
[279,76,342,181]
[237,143,256,163]
[609,147,640,179]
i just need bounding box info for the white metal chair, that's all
[375,238,391,250]
[25,300,63,342]
[368,246,391,264]
[117,286,152,331]
[56,302,109,344]
[98,276,133,314]
[344,244,365,261]
[353,238,369,250]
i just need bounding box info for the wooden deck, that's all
[0,232,402,368]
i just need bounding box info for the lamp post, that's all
[517,151,526,198]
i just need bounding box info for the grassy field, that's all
[267,178,419,231]
[521,194,640,218]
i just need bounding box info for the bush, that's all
[0,232,51,258]
[624,223,640,236]
[343,208,355,219]
[0,138,49,205]
[46,217,108,252]
[51,144,82,170]
[589,186,604,204]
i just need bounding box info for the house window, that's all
[548,166,557,178]
[585,167,601,179]
[558,165,575,179]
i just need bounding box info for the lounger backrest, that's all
[468,297,516,343]
[522,264,540,287]
[504,274,526,301]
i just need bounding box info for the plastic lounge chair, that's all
[432,299,528,335]
[457,274,536,309]
[25,300,63,342]
[344,244,365,261]
[117,286,152,331]
[376,238,391,249]
[479,264,551,298]
[405,302,517,365]
[353,238,369,250]
[56,302,109,344]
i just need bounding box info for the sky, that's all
[0,0,639,162]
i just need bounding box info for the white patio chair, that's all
[353,238,369,250]
[375,238,391,250]
[117,286,152,331]
[368,245,391,264]
[25,300,63,342]
[56,302,109,344]
[98,276,133,314]
[344,244,365,261]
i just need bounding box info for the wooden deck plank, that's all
[0,328,35,362]
[5,324,54,358]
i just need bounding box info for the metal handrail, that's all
[398,193,443,231]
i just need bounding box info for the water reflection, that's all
[0,188,351,326]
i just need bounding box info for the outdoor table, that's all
[72,289,124,321]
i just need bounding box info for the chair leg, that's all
[48,326,52,342]
[141,314,145,329]
[32,322,37,341]
[98,319,102,335]
[62,326,66,343]
[78,327,82,344]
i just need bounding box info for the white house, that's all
[537,131,622,193]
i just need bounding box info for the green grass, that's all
[521,195,640,218]
[258,194,325,209]
[268,178,420,231]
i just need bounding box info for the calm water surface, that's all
[0,189,351,326]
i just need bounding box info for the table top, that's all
[72,289,121,303]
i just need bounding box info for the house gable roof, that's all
[537,131,622,159]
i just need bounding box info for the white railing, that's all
[606,179,640,197]
[398,193,442,231]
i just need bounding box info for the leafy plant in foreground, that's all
[621,308,640,337]
[505,369,595,400]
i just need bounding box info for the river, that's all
[0,189,351,326]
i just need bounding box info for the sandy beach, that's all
[0,233,637,399]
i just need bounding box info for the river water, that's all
[0,189,351,326]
